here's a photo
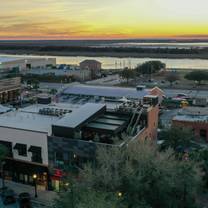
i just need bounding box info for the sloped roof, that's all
[80,59,101,64]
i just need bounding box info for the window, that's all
[28,146,42,163]
[0,140,13,157]
[55,151,63,162]
[13,143,27,156]
[200,129,207,140]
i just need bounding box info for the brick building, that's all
[172,107,208,142]
[0,77,21,103]
[80,60,102,79]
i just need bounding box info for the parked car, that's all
[1,189,16,205]
[19,192,31,208]
[176,93,189,99]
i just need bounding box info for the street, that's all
[163,89,208,98]
[0,179,57,208]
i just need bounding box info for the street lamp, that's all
[33,174,38,198]
[117,191,123,198]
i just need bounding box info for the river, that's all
[1,54,208,70]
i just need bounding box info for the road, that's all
[86,74,121,86]
[163,89,208,98]
[0,179,57,208]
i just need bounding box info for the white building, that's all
[0,103,77,189]
[0,56,56,71]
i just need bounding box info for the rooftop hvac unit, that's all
[136,85,146,91]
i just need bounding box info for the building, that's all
[0,103,75,190]
[80,60,102,79]
[61,84,164,104]
[48,96,159,190]
[26,68,91,81]
[0,96,159,191]
[172,107,208,141]
[0,56,56,71]
[0,77,21,103]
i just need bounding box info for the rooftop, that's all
[0,57,23,64]
[80,59,101,64]
[0,110,59,133]
[54,103,106,129]
[0,103,81,133]
[178,107,208,116]
[173,115,208,123]
[62,84,149,99]
[173,107,208,123]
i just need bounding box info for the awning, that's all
[28,146,41,153]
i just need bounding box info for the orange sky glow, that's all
[0,0,208,40]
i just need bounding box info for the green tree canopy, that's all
[136,61,166,75]
[165,72,180,86]
[119,68,135,83]
[159,127,196,152]
[55,141,201,208]
[184,70,208,85]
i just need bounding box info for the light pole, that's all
[33,174,38,198]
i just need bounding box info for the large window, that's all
[28,146,42,163]
[200,129,207,140]
[13,143,27,156]
[0,140,13,157]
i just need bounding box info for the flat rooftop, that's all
[62,84,149,99]
[0,110,59,133]
[86,113,129,134]
[173,107,208,123]
[178,107,208,116]
[22,103,79,114]
[0,56,23,64]
[0,103,80,133]
[173,114,208,123]
[54,103,106,129]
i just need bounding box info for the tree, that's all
[55,141,201,208]
[185,70,208,85]
[50,88,58,95]
[190,149,208,189]
[120,68,135,84]
[165,72,180,86]
[136,61,166,77]
[159,127,196,152]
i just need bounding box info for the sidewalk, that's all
[0,179,58,207]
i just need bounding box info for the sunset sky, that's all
[0,0,208,40]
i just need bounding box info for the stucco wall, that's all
[0,127,48,165]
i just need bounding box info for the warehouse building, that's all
[61,84,164,107]
[0,56,56,71]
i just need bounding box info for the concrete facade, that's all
[0,57,56,71]
[0,127,48,165]
[0,77,21,103]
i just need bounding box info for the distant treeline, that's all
[1,45,208,55]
